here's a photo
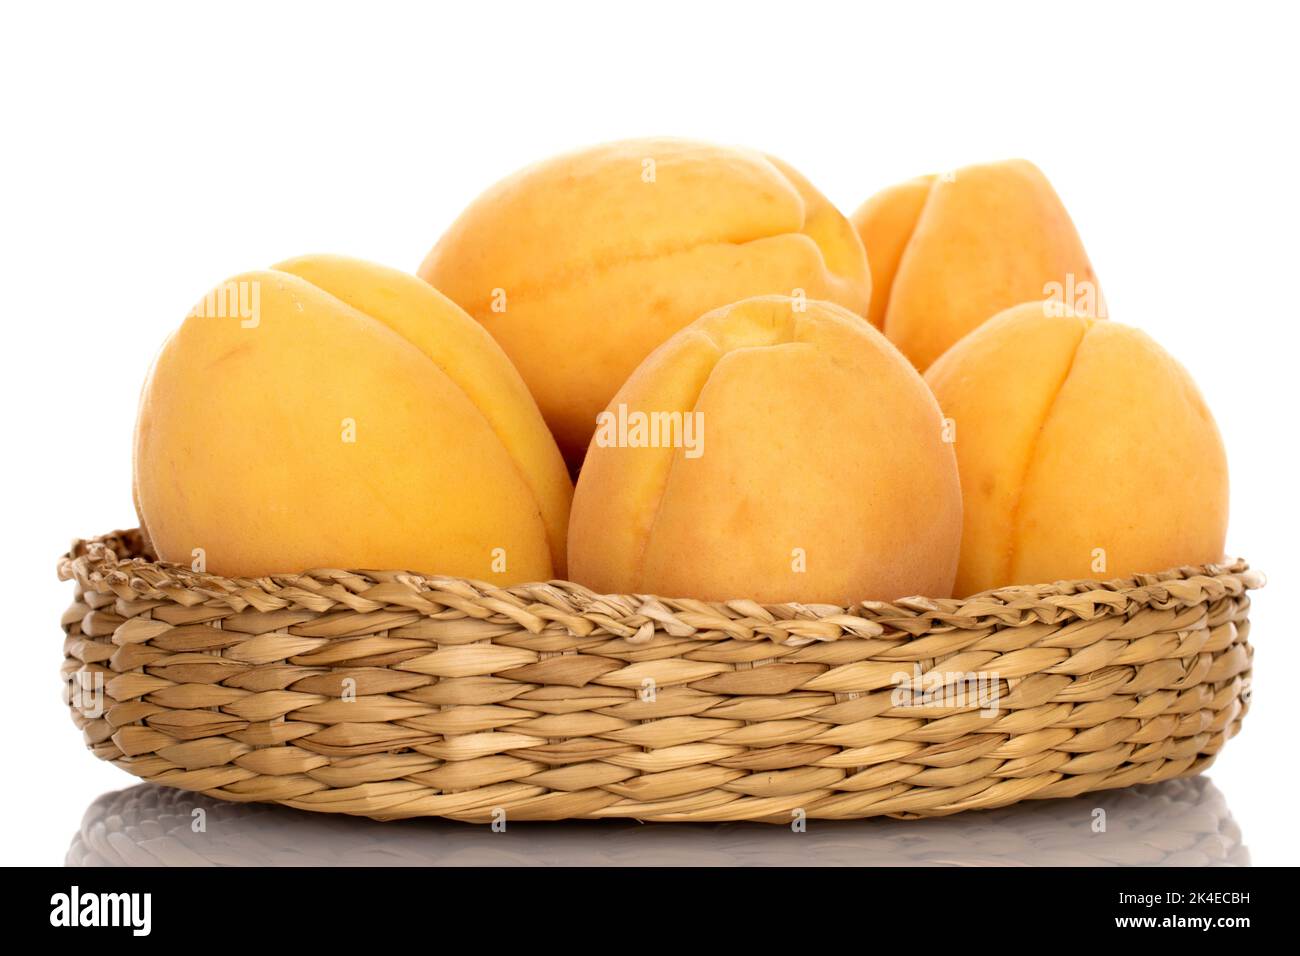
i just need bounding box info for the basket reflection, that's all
[67,776,1246,867]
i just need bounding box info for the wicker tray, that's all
[58,531,1260,823]
[67,777,1247,866]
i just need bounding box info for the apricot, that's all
[419,138,871,463]
[925,302,1229,595]
[133,254,572,581]
[568,295,962,604]
[851,159,1099,369]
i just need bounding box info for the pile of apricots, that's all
[133,138,1229,604]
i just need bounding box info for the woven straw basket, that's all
[67,777,1246,866]
[58,530,1260,823]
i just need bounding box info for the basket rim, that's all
[58,529,1263,644]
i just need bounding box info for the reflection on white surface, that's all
[67,777,1247,867]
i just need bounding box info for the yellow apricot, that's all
[569,295,962,604]
[925,301,1229,595]
[850,173,935,331]
[852,160,1099,369]
[420,138,870,463]
[133,255,572,580]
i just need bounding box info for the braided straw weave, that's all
[58,531,1260,823]
[66,777,1247,866]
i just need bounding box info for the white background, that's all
[1,1,1296,865]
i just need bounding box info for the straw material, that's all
[66,777,1247,866]
[58,530,1260,823]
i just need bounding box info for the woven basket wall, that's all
[67,777,1247,866]
[58,531,1260,823]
